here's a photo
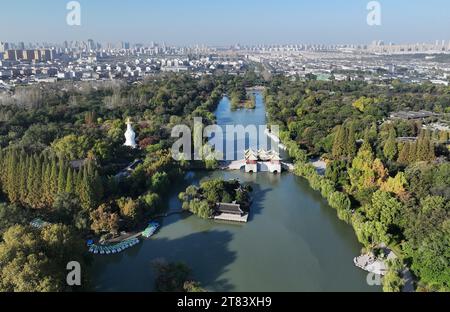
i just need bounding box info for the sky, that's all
[0,0,449,45]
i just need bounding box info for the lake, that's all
[91,93,380,292]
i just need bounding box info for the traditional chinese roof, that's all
[244,149,282,161]
[216,203,244,215]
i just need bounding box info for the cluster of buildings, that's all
[1,39,450,91]
[247,48,450,85]
[0,42,245,89]
[366,40,450,54]
[388,110,450,134]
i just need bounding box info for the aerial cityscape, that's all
[0,0,449,303]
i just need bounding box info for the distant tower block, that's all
[124,118,137,148]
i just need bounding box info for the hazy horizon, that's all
[1,0,450,45]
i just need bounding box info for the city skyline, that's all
[1,0,450,45]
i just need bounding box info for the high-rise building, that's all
[22,50,35,60]
[33,50,41,61]
[87,39,95,51]
[0,42,9,53]
[4,50,18,61]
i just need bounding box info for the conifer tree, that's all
[25,156,36,208]
[31,156,43,209]
[57,159,66,194]
[49,158,58,203]
[332,125,347,159]
[416,131,427,161]
[346,123,357,159]
[408,141,417,164]
[6,150,19,203]
[18,153,28,205]
[397,143,410,165]
[42,161,52,207]
[79,166,90,210]
[75,167,83,195]
[65,168,74,194]
[427,141,435,161]
[383,128,398,161]
[92,170,104,201]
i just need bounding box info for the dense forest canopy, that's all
[264,76,449,291]
[0,71,448,292]
[0,73,237,291]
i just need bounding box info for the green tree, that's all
[57,159,66,194]
[332,125,346,159]
[117,198,142,228]
[397,142,410,165]
[383,259,405,292]
[65,167,74,194]
[328,191,351,211]
[90,203,120,235]
[0,224,86,292]
[346,123,357,158]
[384,128,398,161]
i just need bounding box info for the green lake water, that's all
[91,93,380,292]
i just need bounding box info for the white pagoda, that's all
[124,118,137,148]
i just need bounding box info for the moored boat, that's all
[142,221,160,238]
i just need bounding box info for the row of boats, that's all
[88,221,160,255]
[88,237,140,255]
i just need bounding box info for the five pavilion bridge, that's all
[222,149,294,174]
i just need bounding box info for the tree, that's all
[410,131,436,163]
[325,160,348,186]
[42,162,52,207]
[352,96,373,112]
[0,203,28,234]
[0,224,86,292]
[151,172,170,194]
[332,125,346,159]
[52,193,81,224]
[140,192,161,214]
[118,197,142,228]
[383,259,405,292]
[384,128,398,161]
[52,134,90,160]
[408,141,418,164]
[366,190,403,241]
[189,199,213,219]
[439,131,449,144]
[328,191,351,211]
[90,203,120,235]
[348,143,378,192]
[78,164,101,211]
[408,229,450,291]
[65,168,74,194]
[183,281,206,292]
[346,123,357,158]
[380,172,407,197]
[152,260,204,292]
[49,158,58,202]
[397,142,410,165]
[26,156,43,209]
[57,159,67,194]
